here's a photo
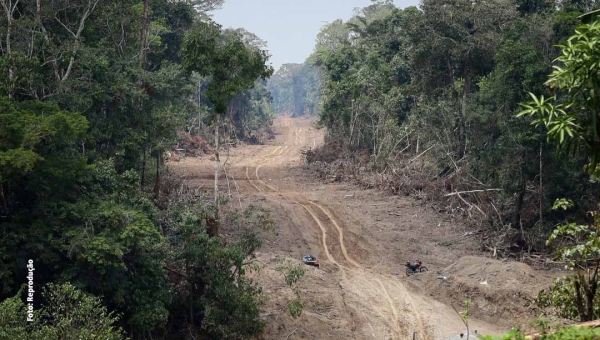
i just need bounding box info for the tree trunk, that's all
[139,0,149,66]
[214,113,221,219]
[141,148,146,187]
[459,69,471,159]
[575,274,588,321]
[56,0,100,83]
[4,11,10,55]
[0,183,8,215]
[197,80,202,135]
[139,0,150,193]
[154,150,162,200]
[188,258,194,325]
[587,280,597,321]
[2,0,18,98]
[515,148,526,231]
[539,140,543,227]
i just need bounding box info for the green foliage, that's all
[480,323,600,339]
[276,257,306,287]
[285,293,307,319]
[0,0,274,339]
[536,275,600,320]
[518,22,600,174]
[516,20,600,323]
[314,4,415,158]
[163,202,268,339]
[228,80,276,141]
[276,257,307,318]
[181,21,273,114]
[0,99,87,182]
[310,0,599,251]
[0,283,127,340]
[267,62,321,117]
[553,198,575,210]
[536,202,600,321]
[461,299,471,322]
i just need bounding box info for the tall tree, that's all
[181,21,272,226]
[415,0,518,157]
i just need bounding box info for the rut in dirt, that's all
[239,117,433,340]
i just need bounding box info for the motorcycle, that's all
[405,261,428,276]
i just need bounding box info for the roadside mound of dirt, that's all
[250,252,361,340]
[443,256,542,293]
[415,256,556,331]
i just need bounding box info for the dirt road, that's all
[171,117,552,340]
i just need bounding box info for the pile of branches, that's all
[173,131,213,157]
[303,143,547,257]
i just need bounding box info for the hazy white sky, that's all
[212,0,420,71]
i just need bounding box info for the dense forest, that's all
[0,0,274,339]
[267,61,320,117]
[1,0,600,338]
[309,0,600,252]
[303,0,600,332]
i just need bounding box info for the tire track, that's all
[376,279,401,334]
[297,202,343,268]
[248,124,428,339]
[244,145,283,192]
[254,145,287,192]
[308,201,362,268]
[309,200,430,340]
[175,117,498,339]
[307,200,428,339]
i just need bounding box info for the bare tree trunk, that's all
[54,0,100,83]
[3,9,10,54]
[138,0,150,193]
[139,0,149,66]
[36,0,60,83]
[349,100,355,148]
[539,140,543,227]
[587,261,600,320]
[197,80,202,135]
[214,113,221,212]
[154,150,162,200]
[1,0,18,54]
[2,0,19,98]
[515,148,526,232]
[416,132,420,154]
[0,183,8,215]
[459,70,471,159]
[189,276,194,325]
[575,274,587,321]
[141,148,146,187]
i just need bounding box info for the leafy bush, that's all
[532,200,600,321]
[163,202,268,339]
[480,325,600,340]
[537,276,600,321]
[0,283,127,340]
[276,257,307,318]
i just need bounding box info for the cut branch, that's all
[406,143,437,165]
[444,189,502,197]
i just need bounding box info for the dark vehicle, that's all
[303,255,320,268]
[405,260,428,276]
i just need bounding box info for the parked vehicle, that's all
[303,255,320,268]
[405,260,428,276]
